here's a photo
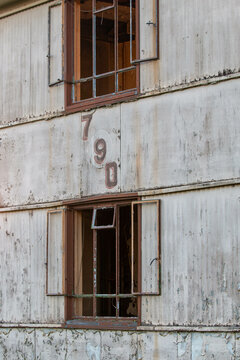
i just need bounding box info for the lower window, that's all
[46,196,161,329]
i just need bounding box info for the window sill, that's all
[65,318,139,331]
[65,89,138,114]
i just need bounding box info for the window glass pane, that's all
[119,298,137,317]
[74,210,93,295]
[73,298,93,317]
[97,298,116,317]
[96,75,115,96]
[97,229,116,294]
[96,8,115,75]
[118,69,136,92]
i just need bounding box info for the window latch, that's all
[146,21,156,27]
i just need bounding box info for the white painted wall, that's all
[0,80,239,206]
[141,0,240,92]
[0,328,238,359]
[0,0,239,356]
[0,0,239,123]
[141,186,240,326]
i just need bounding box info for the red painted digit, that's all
[94,138,107,164]
[105,162,118,188]
[82,114,92,140]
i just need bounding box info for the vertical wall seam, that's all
[34,328,37,360]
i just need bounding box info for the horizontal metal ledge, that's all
[0,323,63,328]
[139,177,240,197]
[0,324,240,333]
[0,178,239,213]
[0,72,239,130]
[137,325,240,333]
[0,201,64,213]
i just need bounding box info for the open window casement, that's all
[130,0,159,64]
[131,200,160,296]
[46,209,66,296]
[91,206,116,229]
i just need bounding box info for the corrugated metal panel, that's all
[141,186,240,326]
[0,210,64,323]
[121,79,240,193]
[140,0,240,93]
[140,201,160,294]
[47,210,64,295]
[0,2,64,125]
[0,114,82,207]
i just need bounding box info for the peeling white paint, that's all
[86,343,101,360]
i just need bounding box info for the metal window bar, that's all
[131,200,161,296]
[48,3,64,87]
[73,66,136,84]
[92,0,97,97]
[130,0,159,64]
[94,4,115,14]
[71,293,137,298]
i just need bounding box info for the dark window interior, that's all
[73,0,136,102]
[73,204,138,319]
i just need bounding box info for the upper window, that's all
[64,0,139,111]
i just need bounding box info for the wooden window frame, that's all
[64,0,140,113]
[62,194,160,330]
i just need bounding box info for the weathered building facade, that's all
[0,0,240,358]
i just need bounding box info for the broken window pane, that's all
[97,229,116,294]
[96,8,115,75]
[74,0,93,101]
[96,75,115,96]
[118,69,136,92]
[119,298,137,317]
[74,210,93,295]
[97,298,116,317]
[73,298,93,317]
